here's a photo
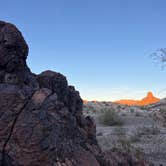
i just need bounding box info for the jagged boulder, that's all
[0,20,104,166]
[0,21,149,166]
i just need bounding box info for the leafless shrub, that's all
[151,48,166,69]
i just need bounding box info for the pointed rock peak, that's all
[147,91,154,98]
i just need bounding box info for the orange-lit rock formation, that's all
[115,92,160,106]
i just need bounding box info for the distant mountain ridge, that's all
[115,92,160,106]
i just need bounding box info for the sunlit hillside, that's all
[115,92,160,106]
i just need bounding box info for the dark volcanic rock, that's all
[0,21,38,89]
[0,20,102,166]
[0,21,149,166]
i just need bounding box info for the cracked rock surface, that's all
[0,20,105,166]
[0,21,150,166]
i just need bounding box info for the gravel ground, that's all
[84,104,166,166]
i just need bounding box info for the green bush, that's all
[98,108,123,126]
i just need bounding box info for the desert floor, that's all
[84,103,166,166]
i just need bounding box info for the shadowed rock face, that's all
[0,21,38,89]
[0,21,149,166]
[0,20,104,166]
[0,21,28,71]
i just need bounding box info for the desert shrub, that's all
[160,109,166,118]
[130,132,141,143]
[130,108,135,113]
[83,105,96,114]
[135,112,143,117]
[134,147,145,159]
[160,108,166,113]
[113,136,144,159]
[121,113,127,116]
[97,135,113,150]
[98,108,123,126]
[130,125,160,144]
[97,127,126,151]
[139,106,146,110]
[130,125,160,141]
[138,125,160,135]
[117,137,132,153]
[117,105,122,109]
[97,129,144,160]
[113,127,126,136]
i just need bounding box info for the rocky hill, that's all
[0,21,149,166]
[115,92,160,106]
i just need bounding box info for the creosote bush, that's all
[98,108,123,126]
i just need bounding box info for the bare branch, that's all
[151,48,166,69]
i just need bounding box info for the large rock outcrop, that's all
[0,21,149,166]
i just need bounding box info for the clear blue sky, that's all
[1,0,166,101]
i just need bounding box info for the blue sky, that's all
[1,0,166,101]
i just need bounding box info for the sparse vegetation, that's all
[160,109,166,118]
[130,108,135,113]
[113,137,144,159]
[85,101,166,165]
[130,125,160,143]
[117,137,133,153]
[160,108,166,113]
[97,135,113,150]
[98,108,124,126]
[97,129,144,160]
[137,126,160,135]
[130,131,142,143]
[113,127,126,135]
[83,105,96,114]
[135,112,143,117]
[139,106,146,110]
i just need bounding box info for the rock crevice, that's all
[1,91,35,166]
